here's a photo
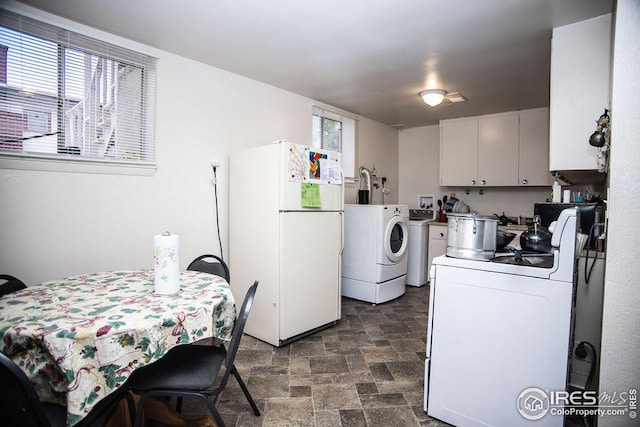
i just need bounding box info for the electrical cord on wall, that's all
[584,222,605,283]
[575,341,597,391]
[574,341,597,427]
[212,165,224,261]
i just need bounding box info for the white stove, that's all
[424,208,578,427]
[433,207,577,281]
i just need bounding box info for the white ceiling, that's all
[14,0,613,128]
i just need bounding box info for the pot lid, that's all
[447,211,499,222]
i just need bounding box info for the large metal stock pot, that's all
[446,212,499,261]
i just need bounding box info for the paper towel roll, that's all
[154,232,180,295]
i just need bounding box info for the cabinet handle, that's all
[480,180,486,185]
[439,233,444,238]
[471,180,476,185]
[522,179,528,185]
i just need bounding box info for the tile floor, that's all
[174,284,585,427]
[179,284,447,427]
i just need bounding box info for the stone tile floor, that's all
[165,283,589,427]
[178,284,448,427]
[166,283,590,427]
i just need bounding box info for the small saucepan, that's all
[496,229,516,251]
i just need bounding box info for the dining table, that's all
[0,269,236,427]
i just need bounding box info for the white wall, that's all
[0,3,399,285]
[399,125,551,217]
[599,2,640,425]
[345,116,400,205]
[399,125,440,206]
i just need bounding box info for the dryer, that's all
[342,204,409,303]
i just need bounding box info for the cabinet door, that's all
[519,108,553,186]
[549,14,612,171]
[440,118,478,186]
[427,225,448,279]
[477,112,519,186]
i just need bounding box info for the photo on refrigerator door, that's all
[309,149,342,184]
[309,150,327,180]
[287,143,341,185]
[288,143,309,182]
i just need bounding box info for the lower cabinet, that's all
[427,224,448,280]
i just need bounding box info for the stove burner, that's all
[492,252,554,268]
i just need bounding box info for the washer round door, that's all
[384,216,408,262]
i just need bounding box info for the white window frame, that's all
[0,9,157,176]
[311,105,356,180]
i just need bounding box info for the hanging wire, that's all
[584,222,605,283]
[212,165,224,260]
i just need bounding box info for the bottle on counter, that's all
[552,179,562,203]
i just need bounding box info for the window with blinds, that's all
[0,10,157,169]
[312,106,356,179]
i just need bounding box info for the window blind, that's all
[0,10,157,166]
[312,105,356,179]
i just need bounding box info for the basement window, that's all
[0,10,157,174]
[312,105,356,180]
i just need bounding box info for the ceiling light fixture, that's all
[419,89,447,107]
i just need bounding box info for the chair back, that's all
[0,352,57,427]
[224,281,258,370]
[187,255,230,282]
[0,274,27,297]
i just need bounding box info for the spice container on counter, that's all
[552,179,562,203]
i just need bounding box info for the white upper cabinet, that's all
[440,109,549,187]
[440,117,478,186]
[549,14,612,171]
[478,112,519,186]
[519,108,553,186]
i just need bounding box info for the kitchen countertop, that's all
[499,224,529,232]
[429,222,606,257]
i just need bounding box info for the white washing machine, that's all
[342,204,409,303]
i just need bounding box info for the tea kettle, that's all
[589,109,609,147]
[520,217,552,253]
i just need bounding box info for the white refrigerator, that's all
[229,141,344,346]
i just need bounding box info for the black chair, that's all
[0,351,135,427]
[0,274,27,297]
[187,254,230,282]
[128,281,261,427]
[0,351,67,427]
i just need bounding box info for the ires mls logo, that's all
[517,387,636,420]
[517,388,598,420]
[517,388,551,420]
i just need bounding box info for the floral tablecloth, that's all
[0,270,236,426]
